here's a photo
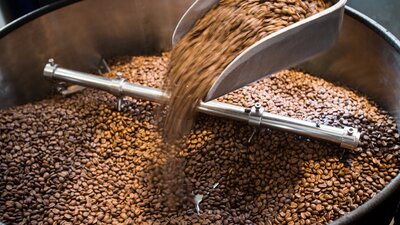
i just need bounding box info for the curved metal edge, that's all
[344,7,400,54]
[0,0,81,39]
[0,1,400,224]
[204,0,347,101]
[329,7,400,225]
[172,0,219,45]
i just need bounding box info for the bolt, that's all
[347,128,354,135]
[116,72,123,79]
[48,58,55,66]
[255,103,261,111]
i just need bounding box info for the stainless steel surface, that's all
[299,9,400,127]
[1,1,398,118]
[205,0,347,101]
[260,112,360,150]
[348,0,400,38]
[44,62,361,150]
[0,0,193,109]
[172,0,218,45]
[171,0,347,101]
[1,1,400,223]
[248,103,265,126]
[44,61,168,103]
[59,85,85,96]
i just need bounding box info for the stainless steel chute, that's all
[172,0,347,101]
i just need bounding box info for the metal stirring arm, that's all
[172,0,347,101]
[43,60,360,150]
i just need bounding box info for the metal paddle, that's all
[172,0,347,101]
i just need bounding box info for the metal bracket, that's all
[47,59,85,96]
[340,127,361,149]
[248,128,258,144]
[56,81,67,93]
[44,58,59,79]
[113,72,125,111]
[56,82,86,97]
[248,103,265,126]
[97,58,111,74]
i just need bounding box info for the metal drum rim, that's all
[0,1,400,224]
[0,0,81,39]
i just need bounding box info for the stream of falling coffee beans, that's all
[1,0,400,225]
[164,0,331,141]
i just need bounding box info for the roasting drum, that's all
[0,0,400,224]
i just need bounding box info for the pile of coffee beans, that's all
[165,0,331,141]
[1,54,399,224]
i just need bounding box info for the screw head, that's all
[116,72,123,78]
[48,58,55,66]
[347,128,354,135]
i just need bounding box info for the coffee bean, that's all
[1,49,399,224]
[164,0,331,142]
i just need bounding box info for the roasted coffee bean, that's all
[1,54,399,225]
[164,0,331,142]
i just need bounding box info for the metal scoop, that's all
[172,0,347,101]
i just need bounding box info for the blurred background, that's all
[0,0,399,38]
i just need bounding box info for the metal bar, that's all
[43,60,360,149]
[59,85,86,96]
